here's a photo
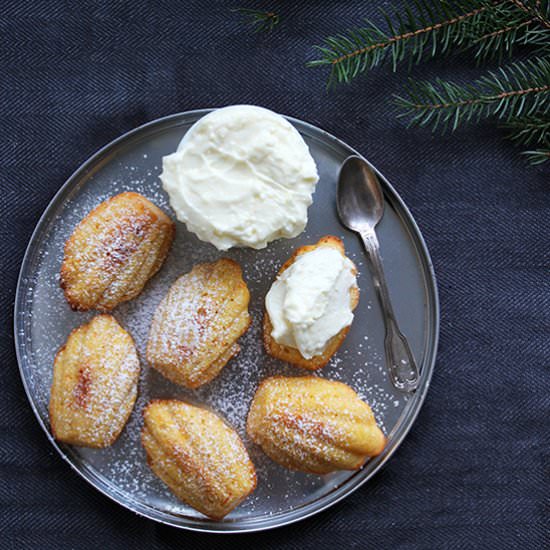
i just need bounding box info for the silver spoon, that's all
[337,155,419,392]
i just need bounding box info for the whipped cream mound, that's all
[265,247,357,359]
[160,105,319,250]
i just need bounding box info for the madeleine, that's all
[146,258,251,388]
[60,192,174,311]
[142,400,256,519]
[49,314,140,448]
[247,376,386,474]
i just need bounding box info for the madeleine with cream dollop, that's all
[264,236,359,370]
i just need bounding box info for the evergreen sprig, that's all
[308,0,550,164]
[308,0,488,84]
[394,57,550,131]
[309,1,549,84]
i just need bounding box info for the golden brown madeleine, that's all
[247,376,386,474]
[49,314,140,448]
[142,400,256,520]
[146,258,251,389]
[60,192,175,311]
[263,236,359,370]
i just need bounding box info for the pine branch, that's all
[307,0,550,163]
[394,57,550,132]
[234,8,280,32]
[308,0,550,84]
[308,0,488,85]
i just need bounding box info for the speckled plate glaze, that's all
[14,109,439,533]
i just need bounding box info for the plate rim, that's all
[14,108,440,533]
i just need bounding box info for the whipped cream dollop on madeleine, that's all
[49,314,140,448]
[142,399,256,519]
[160,105,319,250]
[264,236,359,370]
[60,192,174,312]
[247,376,386,474]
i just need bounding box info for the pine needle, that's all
[522,147,550,164]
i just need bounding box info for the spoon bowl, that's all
[337,156,385,233]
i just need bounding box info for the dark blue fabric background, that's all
[1,1,548,548]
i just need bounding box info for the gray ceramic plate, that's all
[14,109,439,533]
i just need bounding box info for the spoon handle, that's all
[359,230,419,392]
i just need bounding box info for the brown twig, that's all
[474,17,535,42]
